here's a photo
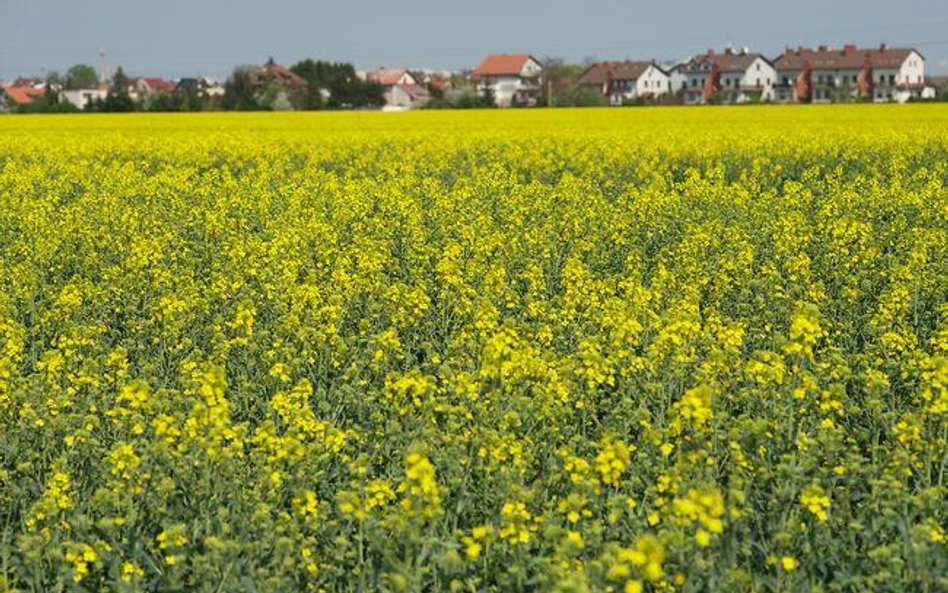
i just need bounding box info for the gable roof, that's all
[773,44,918,71]
[249,61,306,88]
[141,77,176,93]
[577,61,659,85]
[397,83,430,101]
[368,69,415,86]
[681,49,769,74]
[3,86,45,105]
[473,54,541,77]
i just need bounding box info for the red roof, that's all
[3,86,45,105]
[141,77,176,93]
[397,83,430,101]
[368,69,414,86]
[249,62,306,88]
[774,44,917,71]
[473,54,540,77]
[681,49,767,74]
[578,61,657,85]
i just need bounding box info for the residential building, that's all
[60,87,109,110]
[136,77,176,96]
[248,60,306,92]
[677,48,776,104]
[1,85,46,111]
[577,61,671,104]
[176,76,225,97]
[471,54,543,107]
[366,69,430,109]
[774,44,927,103]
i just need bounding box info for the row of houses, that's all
[0,75,226,111]
[2,44,938,112]
[468,44,933,107]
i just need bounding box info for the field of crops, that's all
[0,106,946,593]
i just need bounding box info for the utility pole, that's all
[98,48,107,85]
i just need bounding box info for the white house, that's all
[366,69,430,109]
[61,88,109,110]
[471,54,543,107]
[773,44,928,103]
[576,61,671,104]
[677,48,776,104]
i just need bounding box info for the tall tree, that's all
[222,67,258,111]
[477,79,496,108]
[98,66,136,112]
[64,64,98,90]
[289,59,325,109]
[110,66,131,93]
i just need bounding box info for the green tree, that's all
[64,64,99,90]
[99,66,136,112]
[477,80,496,108]
[223,67,259,111]
[109,66,130,93]
[289,59,384,109]
[289,59,326,109]
[539,57,586,107]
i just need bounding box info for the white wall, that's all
[898,51,924,86]
[480,73,537,107]
[634,65,670,98]
[739,57,776,101]
[61,89,108,109]
[520,59,543,78]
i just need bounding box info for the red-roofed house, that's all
[577,61,671,104]
[137,77,176,95]
[472,54,543,107]
[366,69,430,109]
[249,60,306,91]
[675,47,776,104]
[1,86,46,110]
[773,44,928,103]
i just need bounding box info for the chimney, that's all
[843,44,856,54]
[742,46,749,55]
[879,43,887,52]
[818,45,828,52]
[724,47,733,56]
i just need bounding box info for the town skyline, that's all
[2,0,948,80]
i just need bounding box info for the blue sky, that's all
[2,0,947,79]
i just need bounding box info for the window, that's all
[756,63,761,71]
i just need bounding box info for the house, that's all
[677,48,776,104]
[1,86,46,111]
[773,44,927,103]
[366,69,430,109]
[472,54,543,107]
[136,77,176,95]
[176,77,225,97]
[60,87,109,110]
[248,60,306,91]
[577,61,671,104]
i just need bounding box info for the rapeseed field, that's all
[0,106,946,592]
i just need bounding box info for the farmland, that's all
[0,106,946,592]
